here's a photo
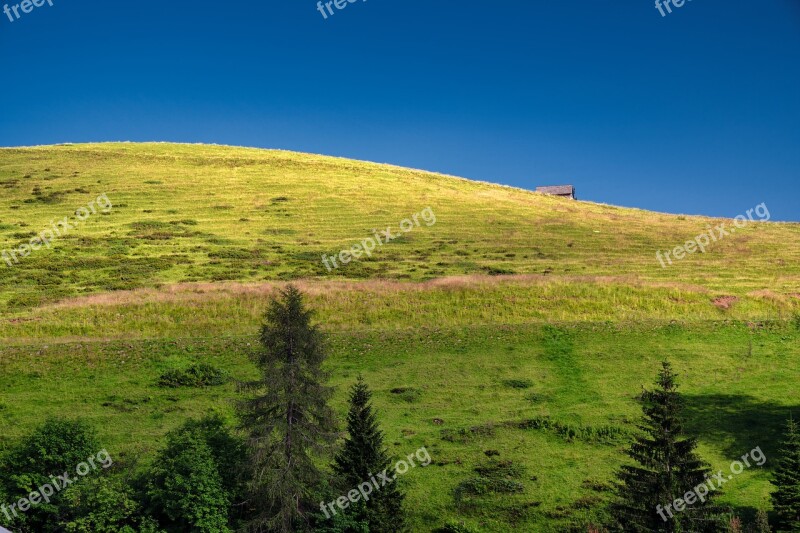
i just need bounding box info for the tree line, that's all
[0,286,798,532]
[0,287,403,532]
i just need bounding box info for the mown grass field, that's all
[1,143,799,531]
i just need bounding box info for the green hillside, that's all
[1,143,798,532]
[1,143,799,316]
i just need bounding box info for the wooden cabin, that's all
[535,185,576,199]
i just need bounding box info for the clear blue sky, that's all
[1,1,799,220]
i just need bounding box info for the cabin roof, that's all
[535,185,575,195]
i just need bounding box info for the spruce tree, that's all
[771,417,800,532]
[333,376,405,532]
[614,361,718,532]
[238,285,337,533]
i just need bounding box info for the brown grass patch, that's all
[712,296,739,310]
[37,274,713,312]
[748,289,788,302]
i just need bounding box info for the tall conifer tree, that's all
[238,286,337,533]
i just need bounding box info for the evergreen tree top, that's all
[335,376,392,483]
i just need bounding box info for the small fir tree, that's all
[614,361,718,532]
[332,377,405,532]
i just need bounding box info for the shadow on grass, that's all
[683,393,798,461]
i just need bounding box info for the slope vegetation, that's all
[0,143,798,321]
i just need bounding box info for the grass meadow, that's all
[1,143,800,312]
[1,320,797,531]
[1,143,799,531]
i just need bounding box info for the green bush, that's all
[441,423,496,443]
[176,416,247,505]
[474,459,526,480]
[146,416,245,532]
[502,379,533,389]
[454,477,524,503]
[516,416,626,443]
[0,418,102,532]
[453,459,526,505]
[146,432,231,532]
[158,363,229,388]
[390,386,422,403]
[62,476,162,533]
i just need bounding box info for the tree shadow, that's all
[683,393,798,462]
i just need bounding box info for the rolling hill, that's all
[1,143,798,531]
[1,143,799,335]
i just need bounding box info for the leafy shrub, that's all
[0,418,103,532]
[441,423,496,443]
[62,476,161,533]
[516,416,626,444]
[127,220,197,240]
[176,416,247,504]
[29,186,66,204]
[390,386,422,403]
[454,477,524,503]
[453,459,526,505]
[525,392,540,404]
[502,379,533,389]
[474,459,525,480]
[146,419,239,532]
[158,364,229,388]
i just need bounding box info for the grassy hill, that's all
[1,143,799,314]
[1,143,798,531]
